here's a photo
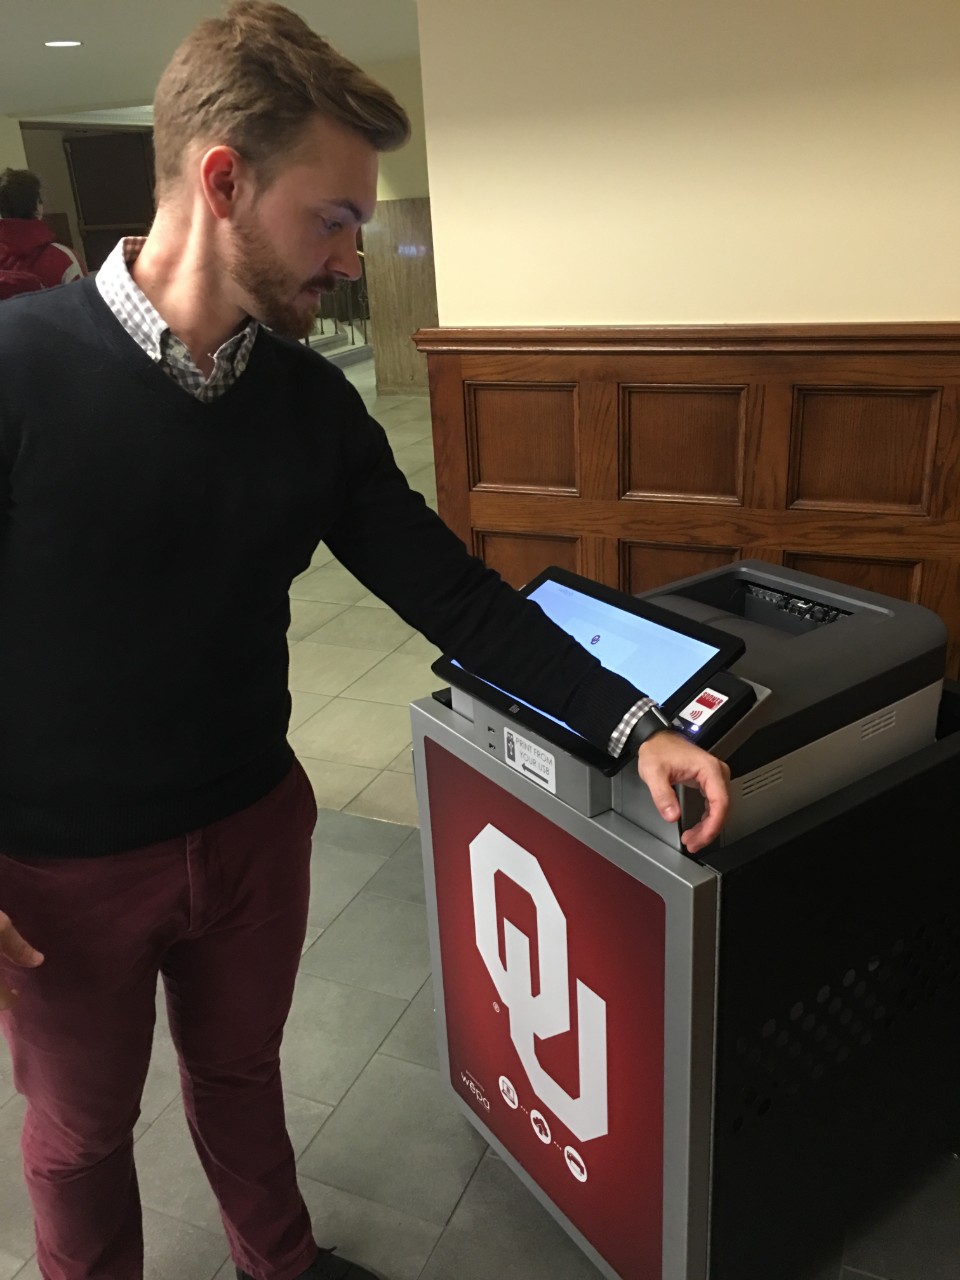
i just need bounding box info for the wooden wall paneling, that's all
[363,197,438,393]
[737,545,786,568]
[474,531,580,588]
[621,542,739,595]
[925,385,960,521]
[415,325,960,676]
[578,376,621,501]
[788,386,941,514]
[619,383,747,505]
[428,353,471,546]
[782,552,924,603]
[465,382,579,493]
[743,379,793,512]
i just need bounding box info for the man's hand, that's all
[0,912,43,1011]
[637,732,731,855]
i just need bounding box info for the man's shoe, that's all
[236,1247,384,1280]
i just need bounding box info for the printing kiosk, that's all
[410,562,960,1280]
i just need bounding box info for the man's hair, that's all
[152,0,410,197]
[0,169,42,219]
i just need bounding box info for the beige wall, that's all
[0,116,27,170]
[364,56,429,202]
[417,0,960,325]
[20,127,83,254]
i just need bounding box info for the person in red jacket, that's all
[0,168,84,299]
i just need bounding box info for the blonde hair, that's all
[152,0,410,196]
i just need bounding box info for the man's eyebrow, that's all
[326,199,366,224]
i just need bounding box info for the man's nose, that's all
[330,232,362,281]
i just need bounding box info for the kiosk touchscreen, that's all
[431,567,746,773]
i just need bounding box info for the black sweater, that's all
[0,279,642,856]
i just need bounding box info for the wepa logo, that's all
[469,824,608,1143]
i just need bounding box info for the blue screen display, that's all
[454,579,719,738]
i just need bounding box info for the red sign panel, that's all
[426,740,666,1280]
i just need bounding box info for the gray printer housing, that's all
[624,560,947,845]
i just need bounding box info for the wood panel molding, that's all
[414,324,960,675]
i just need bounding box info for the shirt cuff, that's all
[607,697,657,757]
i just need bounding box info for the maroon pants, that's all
[0,763,319,1280]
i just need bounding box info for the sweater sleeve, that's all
[321,394,645,752]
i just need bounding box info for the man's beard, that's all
[228,214,338,340]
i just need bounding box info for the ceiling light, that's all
[45,40,83,48]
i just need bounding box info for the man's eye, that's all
[323,220,343,233]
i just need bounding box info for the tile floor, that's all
[0,357,957,1280]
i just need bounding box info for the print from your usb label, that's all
[504,727,556,793]
[679,687,729,726]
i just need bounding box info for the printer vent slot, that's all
[861,709,896,740]
[741,765,783,798]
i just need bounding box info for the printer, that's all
[623,560,947,846]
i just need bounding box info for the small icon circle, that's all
[564,1145,588,1182]
[530,1109,552,1144]
[499,1075,518,1109]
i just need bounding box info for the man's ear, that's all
[199,145,252,221]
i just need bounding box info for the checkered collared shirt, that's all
[95,237,258,403]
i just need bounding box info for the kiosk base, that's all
[413,688,960,1280]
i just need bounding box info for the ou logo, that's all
[469,824,608,1143]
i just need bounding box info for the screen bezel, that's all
[431,566,745,775]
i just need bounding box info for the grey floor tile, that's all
[298,1177,441,1280]
[312,810,412,859]
[0,1252,27,1280]
[379,978,440,1072]
[7,1261,39,1280]
[0,1039,15,1109]
[290,564,368,605]
[843,1153,960,1280]
[405,465,437,502]
[391,443,437,478]
[301,926,323,956]
[340,653,439,707]
[298,892,430,1000]
[418,1153,603,1280]
[364,831,427,905]
[297,757,379,811]
[285,1092,335,1157]
[0,1094,36,1263]
[140,1030,183,1128]
[303,606,415,651]
[344,770,420,827]
[310,543,336,568]
[141,1206,228,1280]
[394,632,441,660]
[281,973,406,1106]
[298,1055,486,1226]
[287,599,349,642]
[137,1093,332,1234]
[289,689,331,731]
[385,746,414,774]
[307,840,390,931]
[380,422,431,449]
[289,698,413,770]
[288,642,387,696]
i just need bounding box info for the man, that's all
[0,5,731,1280]
[0,168,84,298]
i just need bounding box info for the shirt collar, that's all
[95,236,259,371]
